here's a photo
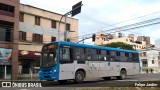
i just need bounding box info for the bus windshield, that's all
[40,43,58,68]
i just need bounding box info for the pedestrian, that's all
[146,69,148,73]
[151,69,153,73]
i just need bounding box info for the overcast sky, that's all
[20,0,160,44]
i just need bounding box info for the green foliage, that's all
[101,42,134,50]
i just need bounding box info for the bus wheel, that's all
[117,69,126,80]
[103,77,111,80]
[58,80,67,84]
[75,71,84,83]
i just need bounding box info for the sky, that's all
[20,0,160,44]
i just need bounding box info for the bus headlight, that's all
[52,76,56,79]
[39,71,41,73]
[54,70,56,72]
[50,69,57,74]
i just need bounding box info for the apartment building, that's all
[0,0,19,80]
[94,30,150,50]
[18,4,78,79]
[139,48,160,73]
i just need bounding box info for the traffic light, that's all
[92,34,96,42]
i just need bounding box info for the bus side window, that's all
[120,52,127,62]
[128,53,133,62]
[60,46,73,63]
[73,47,81,60]
[110,51,119,61]
[133,53,138,62]
[125,52,129,62]
[85,48,91,60]
[99,50,109,61]
[91,49,99,60]
[80,48,86,60]
[62,48,70,60]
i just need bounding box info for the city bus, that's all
[39,41,140,84]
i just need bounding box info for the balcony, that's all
[140,56,148,60]
[19,22,64,37]
[0,10,14,17]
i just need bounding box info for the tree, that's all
[101,42,134,50]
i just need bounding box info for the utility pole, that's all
[58,1,83,41]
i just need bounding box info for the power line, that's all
[78,10,160,36]
[74,17,160,40]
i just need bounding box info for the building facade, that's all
[18,4,78,79]
[0,0,19,80]
[94,30,150,50]
[139,48,160,73]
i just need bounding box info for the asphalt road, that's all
[0,73,160,90]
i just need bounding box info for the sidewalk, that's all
[0,77,40,82]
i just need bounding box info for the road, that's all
[0,73,160,90]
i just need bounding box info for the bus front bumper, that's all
[39,73,58,81]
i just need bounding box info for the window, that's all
[66,23,70,30]
[85,48,91,60]
[60,46,73,63]
[128,53,133,62]
[91,49,99,60]
[116,51,120,56]
[110,51,116,56]
[0,22,13,42]
[32,34,43,43]
[19,31,26,41]
[99,50,110,61]
[125,53,129,57]
[120,52,125,56]
[51,36,56,42]
[107,51,110,55]
[143,52,146,56]
[120,52,127,62]
[0,3,14,17]
[152,60,154,64]
[35,16,40,25]
[61,48,70,60]
[142,61,148,67]
[133,53,138,62]
[110,51,119,61]
[51,20,56,28]
[99,50,106,60]
[73,47,81,60]
[19,13,24,22]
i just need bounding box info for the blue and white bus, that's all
[39,41,139,84]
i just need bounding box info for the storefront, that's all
[0,48,12,80]
[18,50,41,75]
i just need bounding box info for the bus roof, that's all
[50,41,138,53]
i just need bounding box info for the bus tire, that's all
[58,80,67,84]
[117,69,126,80]
[103,77,111,80]
[75,71,84,83]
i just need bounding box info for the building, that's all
[139,48,160,73]
[18,4,78,79]
[94,30,150,50]
[0,0,19,80]
[155,38,160,48]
